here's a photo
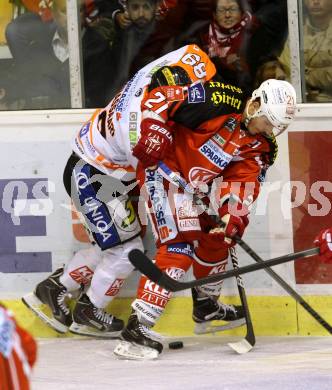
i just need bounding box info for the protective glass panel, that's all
[300,0,332,103]
[0,0,293,111]
[1,0,72,110]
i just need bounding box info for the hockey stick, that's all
[234,237,332,334]
[128,247,318,291]
[157,162,332,334]
[227,247,255,353]
[156,161,254,351]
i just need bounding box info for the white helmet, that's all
[247,79,297,136]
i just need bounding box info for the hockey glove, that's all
[209,204,249,246]
[132,118,173,168]
[314,228,332,264]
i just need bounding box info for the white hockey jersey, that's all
[72,44,216,180]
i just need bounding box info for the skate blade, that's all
[113,340,159,360]
[194,318,246,335]
[228,338,254,354]
[22,293,68,334]
[69,322,122,339]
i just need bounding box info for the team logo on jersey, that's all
[129,112,138,148]
[135,88,143,97]
[69,266,94,285]
[129,112,138,121]
[167,243,194,258]
[258,168,267,183]
[105,278,125,296]
[0,312,14,357]
[211,91,242,110]
[208,81,243,94]
[161,86,185,101]
[188,83,205,103]
[174,194,201,232]
[212,133,226,147]
[79,122,91,137]
[199,140,233,170]
[145,168,178,243]
[113,199,139,233]
[247,140,262,149]
[239,129,247,138]
[116,78,133,113]
[165,267,186,280]
[74,138,84,155]
[223,117,238,133]
[189,167,218,187]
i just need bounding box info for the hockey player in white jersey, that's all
[22,44,218,337]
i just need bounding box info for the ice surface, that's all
[31,336,332,390]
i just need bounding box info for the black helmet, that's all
[149,66,191,91]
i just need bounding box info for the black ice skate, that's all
[192,288,246,334]
[69,293,123,338]
[22,268,72,333]
[114,312,163,360]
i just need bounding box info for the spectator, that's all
[181,0,288,92]
[187,0,258,91]
[5,0,112,109]
[84,1,128,42]
[107,0,160,96]
[111,0,132,29]
[120,0,213,78]
[246,0,288,74]
[0,68,25,111]
[279,0,332,102]
[253,56,286,88]
[20,0,54,21]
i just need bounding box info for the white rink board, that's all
[0,105,331,298]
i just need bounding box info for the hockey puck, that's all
[168,341,184,349]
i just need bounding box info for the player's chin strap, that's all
[244,99,287,137]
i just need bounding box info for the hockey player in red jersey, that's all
[22,44,219,338]
[113,70,297,358]
[315,228,332,263]
[0,304,37,389]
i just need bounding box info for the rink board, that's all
[3,295,332,337]
[0,105,331,336]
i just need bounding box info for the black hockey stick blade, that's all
[129,249,182,291]
[227,247,255,354]
[129,249,163,282]
[129,247,319,292]
[235,237,332,334]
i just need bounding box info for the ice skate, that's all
[69,293,123,338]
[114,312,163,360]
[192,288,246,334]
[22,268,72,333]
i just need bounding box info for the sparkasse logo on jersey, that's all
[199,140,233,170]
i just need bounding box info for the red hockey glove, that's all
[209,204,249,246]
[132,118,173,168]
[314,228,332,264]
